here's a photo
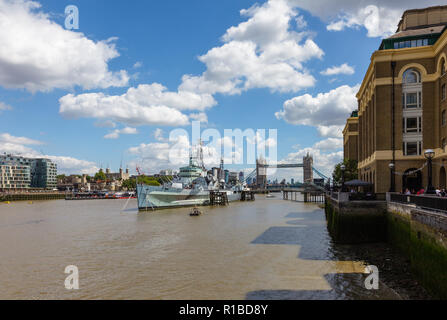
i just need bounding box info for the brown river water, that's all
[0,195,403,300]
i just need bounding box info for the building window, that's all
[403,141,422,156]
[442,138,446,150]
[394,39,428,49]
[403,92,422,109]
[443,110,446,126]
[442,59,446,76]
[403,116,422,133]
[443,84,446,101]
[403,68,421,84]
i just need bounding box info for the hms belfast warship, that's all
[136,142,243,210]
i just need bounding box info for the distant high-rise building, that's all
[31,158,57,189]
[0,155,31,190]
[0,154,57,190]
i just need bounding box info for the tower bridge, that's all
[243,153,329,192]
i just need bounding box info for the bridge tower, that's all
[256,157,267,188]
[303,153,313,183]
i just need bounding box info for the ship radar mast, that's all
[198,139,205,170]
[189,139,206,170]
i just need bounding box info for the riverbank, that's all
[325,194,447,299]
[0,192,66,202]
[331,242,432,299]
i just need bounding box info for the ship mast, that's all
[198,139,205,170]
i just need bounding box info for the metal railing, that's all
[328,191,385,202]
[389,193,447,213]
[348,193,377,201]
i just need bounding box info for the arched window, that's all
[441,59,446,76]
[403,68,421,84]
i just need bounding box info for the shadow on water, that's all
[251,209,333,261]
[247,209,398,300]
[249,207,432,300]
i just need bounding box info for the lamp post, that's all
[341,164,346,192]
[424,149,436,194]
[389,162,395,192]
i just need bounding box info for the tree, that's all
[122,178,136,190]
[94,170,106,181]
[332,159,358,185]
[122,176,161,190]
[138,175,161,186]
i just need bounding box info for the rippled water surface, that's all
[0,195,400,299]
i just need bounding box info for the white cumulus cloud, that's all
[326,5,401,38]
[128,135,191,174]
[94,120,117,128]
[189,112,208,123]
[153,128,167,142]
[58,83,217,127]
[0,133,98,174]
[291,0,442,38]
[0,132,42,145]
[179,0,323,95]
[104,127,138,139]
[275,84,359,136]
[320,63,355,76]
[0,0,128,92]
[317,125,345,138]
[313,137,343,150]
[59,0,326,131]
[0,102,13,112]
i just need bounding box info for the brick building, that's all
[343,111,359,162]
[344,6,447,193]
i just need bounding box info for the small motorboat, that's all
[266,194,275,198]
[190,206,202,216]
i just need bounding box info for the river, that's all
[0,195,404,300]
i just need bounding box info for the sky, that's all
[0,0,443,181]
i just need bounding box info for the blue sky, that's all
[0,0,441,179]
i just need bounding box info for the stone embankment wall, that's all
[387,202,447,299]
[325,196,387,243]
[325,194,447,298]
[0,193,66,202]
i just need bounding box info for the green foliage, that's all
[56,174,66,180]
[138,175,161,186]
[122,176,161,189]
[122,178,136,190]
[332,159,358,184]
[94,170,107,181]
